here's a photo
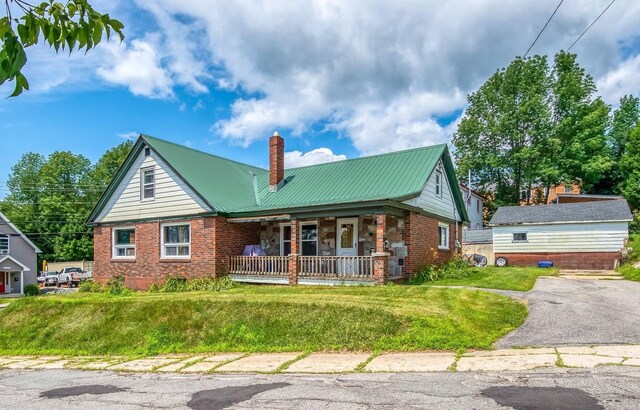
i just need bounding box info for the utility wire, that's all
[567,0,616,52]
[524,0,564,58]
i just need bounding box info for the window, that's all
[435,171,443,198]
[300,223,318,256]
[141,167,155,200]
[281,224,292,256]
[476,198,481,213]
[0,234,8,254]
[438,224,449,249]
[113,228,135,258]
[144,147,151,157]
[161,224,190,258]
[564,184,572,193]
[513,232,528,242]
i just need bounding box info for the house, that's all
[552,193,624,204]
[0,212,41,295]
[459,184,484,230]
[521,182,581,204]
[489,200,632,269]
[87,133,469,289]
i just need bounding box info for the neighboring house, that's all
[87,133,469,289]
[521,182,581,204]
[489,200,632,269]
[553,193,624,204]
[0,212,41,295]
[459,184,484,230]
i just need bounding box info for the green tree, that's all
[82,140,133,204]
[1,0,124,96]
[618,123,640,209]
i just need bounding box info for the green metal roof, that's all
[88,134,469,223]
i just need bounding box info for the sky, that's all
[1,0,640,195]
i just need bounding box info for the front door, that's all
[336,218,358,275]
[0,272,4,293]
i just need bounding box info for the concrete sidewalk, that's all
[1,345,639,374]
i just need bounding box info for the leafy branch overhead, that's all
[0,0,124,97]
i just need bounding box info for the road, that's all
[2,367,640,409]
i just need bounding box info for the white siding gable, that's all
[460,187,483,229]
[403,159,461,221]
[95,147,211,223]
[493,222,629,253]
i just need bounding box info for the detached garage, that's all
[489,200,632,270]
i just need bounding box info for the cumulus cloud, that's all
[596,54,640,105]
[284,148,347,168]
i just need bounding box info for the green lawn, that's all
[425,266,558,292]
[0,285,526,356]
[618,233,640,282]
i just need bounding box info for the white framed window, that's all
[0,234,8,255]
[280,223,292,256]
[112,227,135,258]
[435,171,443,198]
[438,223,449,250]
[300,222,318,256]
[513,232,528,242]
[161,223,191,258]
[141,167,155,200]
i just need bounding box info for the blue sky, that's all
[1,1,639,195]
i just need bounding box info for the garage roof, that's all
[490,200,633,226]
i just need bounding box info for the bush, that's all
[630,211,640,234]
[409,256,473,284]
[78,280,102,293]
[150,275,236,293]
[104,275,131,296]
[23,283,40,296]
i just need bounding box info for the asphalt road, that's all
[497,278,640,347]
[2,367,640,409]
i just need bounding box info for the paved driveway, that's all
[497,277,640,348]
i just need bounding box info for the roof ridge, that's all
[286,143,447,171]
[141,134,267,172]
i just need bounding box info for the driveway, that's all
[497,277,640,347]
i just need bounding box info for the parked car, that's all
[42,271,59,286]
[57,267,92,288]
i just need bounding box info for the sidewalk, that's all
[1,345,639,374]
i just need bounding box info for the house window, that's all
[144,147,151,157]
[112,228,135,258]
[0,235,8,255]
[141,167,155,200]
[435,171,443,198]
[513,232,528,242]
[300,223,318,256]
[161,224,190,258]
[280,224,292,256]
[476,198,481,213]
[438,224,449,249]
[564,184,572,193]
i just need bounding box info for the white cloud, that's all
[597,55,640,105]
[118,131,139,141]
[284,148,347,168]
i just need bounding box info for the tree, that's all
[618,123,640,209]
[1,0,124,96]
[82,140,133,204]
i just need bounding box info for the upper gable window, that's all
[141,167,155,200]
[435,171,443,198]
[0,234,8,255]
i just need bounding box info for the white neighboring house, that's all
[489,200,632,270]
[0,212,41,295]
[459,184,484,230]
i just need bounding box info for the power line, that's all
[567,0,616,52]
[524,0,564,58]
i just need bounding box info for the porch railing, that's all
[228,256,289,276]
[299,256,374,278]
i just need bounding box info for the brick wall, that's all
[495,252,621,270]
[93,216,259,290]
[402,212,460,273]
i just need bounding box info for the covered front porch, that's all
[0,256,30,295]
[227,213,407,285]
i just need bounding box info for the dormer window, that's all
[141,167,155,200]
[0,235,8,255]
[435,171,443,198]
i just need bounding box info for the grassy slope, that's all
[619,233,640,281]
[0,286,526,356]
[426,266,558,292]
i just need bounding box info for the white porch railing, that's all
[299,256,374,278]
[228,256,289,276]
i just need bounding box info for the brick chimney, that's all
[269,131,285,192]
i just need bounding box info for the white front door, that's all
[336,218,358,256]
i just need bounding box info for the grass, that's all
[0,285,526,356]
[424,266,558,292]
[618,233,640,282]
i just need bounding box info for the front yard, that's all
[619,233,640,282]
[425,266,558,291]
[0,285,526,356]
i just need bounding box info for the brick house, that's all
[88,134,469,289]
[490,200,632,270]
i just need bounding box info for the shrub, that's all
[151,275,236,293]
[160,276,188,292]
[409,256,473,284]
[78,280,102,293]
[23,283,40,296]
[104,275,131,296]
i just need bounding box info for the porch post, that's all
[374,214,389,285]
[288,220,299,285]
[20,271,24,295]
